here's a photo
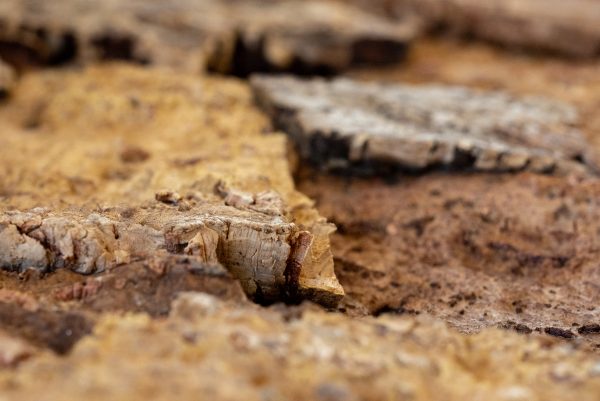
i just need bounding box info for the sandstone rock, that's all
[0,0,415,75]
[252,75,594,175]
[0,65,343,305]
[1,293,599,400]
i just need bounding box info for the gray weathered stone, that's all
[252,75,594,175]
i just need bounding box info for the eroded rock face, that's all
[252,75,594,175]
[0,0,415,75]
[397,0,600,58]
[1,293,599,401]
[0,65,343,305]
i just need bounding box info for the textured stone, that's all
[1,293,599,401]
[1,254,246,317]
[299,170,600,350]
[297,39,600,351]
[0,0,414,75]
[397,0,600,58]
[0,65,343,305]
[252,75,594,175]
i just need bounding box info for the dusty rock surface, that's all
[0,64,343,305]
[253,75,593,175]
[296,40,600,350]
[1,293,600,401]
[299,170,600,346]
[0,0,414,75]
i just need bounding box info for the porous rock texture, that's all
[252,75,594,175]
[297,39,600,350]
[0,64,343,305]
[299,170,600,348]
[0,0,415,75]
[1,293,600,401]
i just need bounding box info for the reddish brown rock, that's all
[298,168,600,350]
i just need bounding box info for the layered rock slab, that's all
[252,75,594,175]
[0,64,343,305]
[0,0,415,75]
[1,293,600,401]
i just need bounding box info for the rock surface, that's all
[299,170,600,350]
[297,39,600,350]
[1,293,600,401]
[0,64,343,305]
[252,75,594,175]
[0,0,415,75]
[348,0,600,58]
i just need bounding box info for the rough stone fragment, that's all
[1,293,600,400]
[0,65,343,305]
[252,75,595,175]
[398,0,600,58]
[0,0,415,75]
